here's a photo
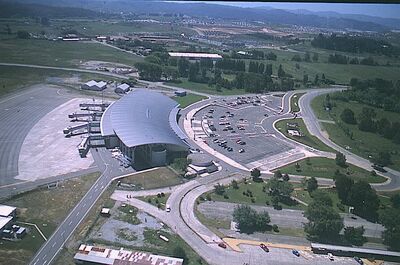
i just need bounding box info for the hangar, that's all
[101,89,189,169]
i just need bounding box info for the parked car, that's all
[259,243,269,252]
[292,249,300,257]
[218,242,227,249]
[327,253,334,261]
[354,257,363,264]
[239,149,245,153]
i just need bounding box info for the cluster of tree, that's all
[305,189,366,245]
[113,39,166,53]
[339,106,400,152]
[335,174,380,221]
[231,50,277,61]
[235,72,294,93]
[328,53,378,66]
[311,33,399,56]
[266,171,294,209]
[248,61,272,75]
[343,78,400,113]
[291,52,313,62]
[378,193,400,251]
[215,58,245,72]
[304,192,344,242]
[233,204,271,233]
[135,62,163,81]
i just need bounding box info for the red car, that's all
[260,243,269,252]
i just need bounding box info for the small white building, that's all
[115,83,130,94]
[288,129,301,137]
[81,80,107,91]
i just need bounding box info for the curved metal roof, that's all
[101,89,188,148]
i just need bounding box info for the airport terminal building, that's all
[100,89,189,168]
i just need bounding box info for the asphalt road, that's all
[299,89,400,191]
[28,148,134,265]
[0,84,73,185]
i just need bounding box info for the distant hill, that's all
[0,1,99,18]
[286,8,400,30]
[4,0,390,32]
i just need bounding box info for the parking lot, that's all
[194,95,293,166]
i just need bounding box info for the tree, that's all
[267,176,294,204]
[340,108,357,124]
[16,30,30,39]
[283,173,290,182]
[277,64,286,78]
[231,179,239,189]
[188,63,199,82]
[334,174,354,204]
[344,226,366,246]
[5,24,11,35]
[214,183,225,195]
[312,52,319,62]
[304,52,311,62]
[251,168,262,182]
[303,74,308,85]
[135,62,162,81]
[311,190,332,206]
[347,181,380,221]
[274,170,283,179]
[178,58,190,77]
[380,208,400,251]
[335,152,347,167]
[304,202,344,241]
[291,54,302,62]
[307,177,318,193]
[233,205,270,233]
[173,246,188,265]
[374,152,391,166]
[391,194,400,209]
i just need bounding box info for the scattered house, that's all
[288,129,301,137]
[115,83,130,94]
[62,34,80,41]
[174,90,187,97]
[74,244,184,265]
[100,208,111,217]
[0,205,16,219]
[81,80,107,91]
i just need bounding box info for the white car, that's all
[327,253,334,261]
[166,205,171,212]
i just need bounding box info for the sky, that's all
[177,2,400,19]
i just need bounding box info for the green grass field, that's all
[275,118,334,152]
[0,65,118,96]
[0,39,143,67]
[0,172,100,265]
[207,180,305,210]
[312,95,400,171]
[292,187,348,213]
[119,167,183,190]
[290,92,305,112]
[173,93,207,108]
[275,157,386,183]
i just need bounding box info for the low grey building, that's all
[81,80,107,91]
[115,83,130,94]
